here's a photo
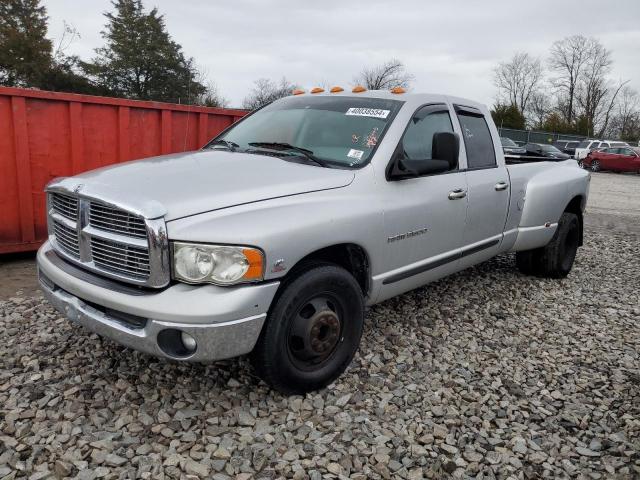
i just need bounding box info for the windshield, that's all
[540,144,562,153]
[501,137,517,147]
[209,96,403,168]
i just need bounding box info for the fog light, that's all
[181,332,197,352]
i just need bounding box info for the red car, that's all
[581,146,640,173]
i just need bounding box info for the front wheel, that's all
[516,212,580,278]
[577,159,584,169]
[591,160,601,172]
[250,263,364,395]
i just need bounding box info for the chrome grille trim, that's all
[89,203,147,238]
[46,187,170,288]
[52,221,80,257]
[51,193,78,221]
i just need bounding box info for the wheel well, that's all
[288,244,370,296]
[564,195,584,246]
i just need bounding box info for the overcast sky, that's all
[45,0,640,108]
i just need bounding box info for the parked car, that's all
[553,140,580,157]
[37,90,590,394]
[501,137,526,155]
[581,146,640,172]
[524,143,571,160]
[575,139,629,160]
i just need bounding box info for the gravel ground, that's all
[1,228,639,479]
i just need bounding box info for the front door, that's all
[454,106,510,268]
[376,104,467,301]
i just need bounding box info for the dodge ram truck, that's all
[37,88,590,394]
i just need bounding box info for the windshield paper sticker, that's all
[347,149,364,160]
[346,107,390,119]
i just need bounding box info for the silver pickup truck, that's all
[37,89,590,394]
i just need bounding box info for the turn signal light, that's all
[352,85,367,93]
[391,86,406,94]
[292,89,305,95]
[330,86,344,93]
[310,87,324,94]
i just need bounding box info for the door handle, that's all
[495,181,509,191]
[448,188,467,200]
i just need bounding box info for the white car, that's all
[575,140,629,160]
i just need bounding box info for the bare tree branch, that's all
[353,59,413,90]
[242,77,297,110]
[493,52,543,113]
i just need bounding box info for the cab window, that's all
[456,109,497,169]
[401,105,454,162]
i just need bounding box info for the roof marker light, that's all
[391,86,406,94]
[352,85,367,93]
[310,87,324,94]
[292,89,305,95]
[330,86,344,93]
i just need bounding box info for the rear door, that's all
[454,105,510,267]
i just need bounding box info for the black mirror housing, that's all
[432,132,459,170]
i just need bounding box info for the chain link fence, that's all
[498,128,586,145]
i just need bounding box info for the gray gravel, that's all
[1,229,639,479]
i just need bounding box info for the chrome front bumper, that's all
[37,241,280,362]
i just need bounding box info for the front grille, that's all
[89,203,147,238]
[47,191,167,287]
[52,221,80,258]
[91,237,150,279]
[51,193,78,221]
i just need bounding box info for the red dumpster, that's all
[0,86,247,254]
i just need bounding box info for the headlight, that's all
[172,242,264,285]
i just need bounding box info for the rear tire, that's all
[516,212,580,278]
[250,263,364,395]
[591,160,601,172]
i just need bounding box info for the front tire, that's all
[250,263,364,395]
[591,160,601,172]
[516,212,580,278]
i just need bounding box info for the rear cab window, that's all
[455,106,497,169]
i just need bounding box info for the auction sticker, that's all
[345,107,390,119]
[347,149,364,160]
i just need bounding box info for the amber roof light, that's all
[310,87,325,94]
[391,86,406,94]
[352,85,367,93]
[330,86,344,93]
[292,89,305,95]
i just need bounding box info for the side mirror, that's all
[432,132,459,170]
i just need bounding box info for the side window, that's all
[456,110,497,169]
[401,105,454,162]
[590,142,600,149]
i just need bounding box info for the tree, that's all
[491,103,526,130]
[196,81,228,108]
[493,52,543,113]
[0,0,52,87]
[542,112,572,134]
[608,86,640,141]
[527,91,551,130]
[242,77,297,110]
[548,35,602,124]
[353,59,413,90]
[83,0,205,104]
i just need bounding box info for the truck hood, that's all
[67,150,355,220]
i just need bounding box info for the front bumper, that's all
[37,241,280,361]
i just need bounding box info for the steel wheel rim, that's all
[287,293,344,371]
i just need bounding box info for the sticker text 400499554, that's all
[345,108,390,119]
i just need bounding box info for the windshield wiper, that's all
[207,139,240,151]
[247,142,330,167]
